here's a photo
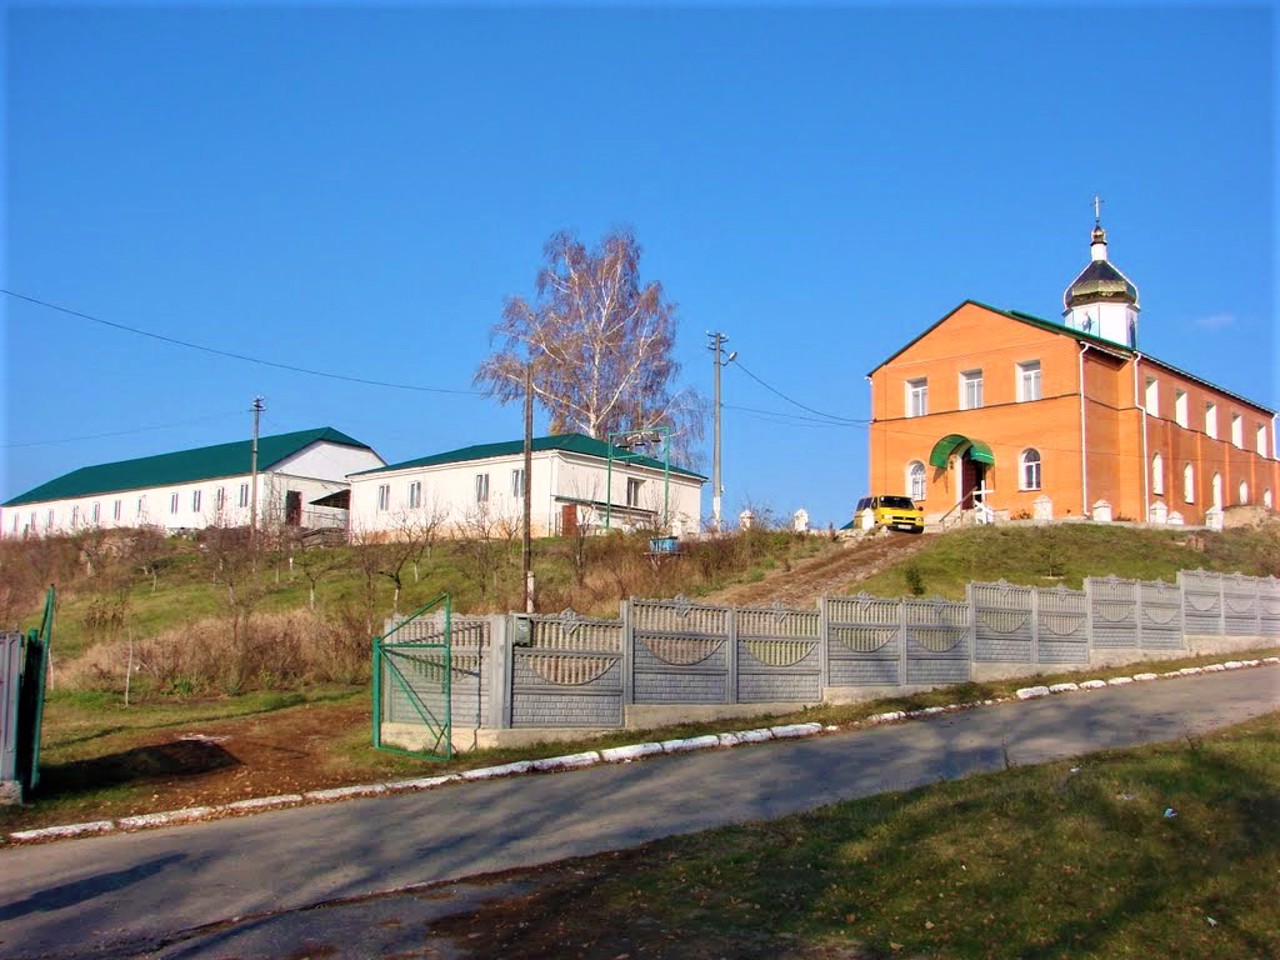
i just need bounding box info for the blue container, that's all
[650,536,680,554]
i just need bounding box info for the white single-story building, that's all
[348,433,705,539]
[1,427,385,538]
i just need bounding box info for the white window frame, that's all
[475,473,490,503]
[91,502,101,524]
[905,378,928,418]
[1183,463,1195,504]
[239,483,250,508]
[511,469,525,499]
[192,489,202,513]
[1174,390,1188,428]
[959,370,983,410]
[626,477,643,508]
[1205,402,1218,439]
[376,484,391,512]
[215,487,226,512]
[907,461,926,501]
[170,492,180,515]
[1151,453,1164,496]
[1016,360,1041,402]
[408,481,422,510]
[1144,377,1159,415]
[1257,423,1269,458]
[113,500,122,522]
[1231,414,1243,448]
[1019,449,1042,491]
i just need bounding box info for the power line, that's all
[724,403,864,428]
[3,289,483,396]
[729,360,868,425]
[2,410,244,449]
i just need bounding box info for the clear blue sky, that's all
[3,2,1275,529]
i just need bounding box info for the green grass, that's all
[855,524,1280,600]
[438,710,1280,959]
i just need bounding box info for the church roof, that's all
[1063,258,1139,309]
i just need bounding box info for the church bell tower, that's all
[1063,198,1140,348]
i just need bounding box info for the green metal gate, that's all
[372,593,453,761]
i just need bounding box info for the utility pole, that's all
[707,332,736,531]
[521,363,534,613]
[249,396,264,545]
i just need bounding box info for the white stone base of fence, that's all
[822,684,946,706]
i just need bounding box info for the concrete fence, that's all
[382,569,1280,750]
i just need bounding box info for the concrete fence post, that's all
[817,596,830,692]
[898,598,909,683]
[621,599,635,706]
[1133,580,1144,650]
[726,605,739,704]
[1219,575,1227,637]
[1084,577,1095,657]
[491,615,512,729]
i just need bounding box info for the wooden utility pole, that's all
[522,363,534,612]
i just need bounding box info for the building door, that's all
[961,457,987,509]
[561,503,578,538]
[285,490,302,526]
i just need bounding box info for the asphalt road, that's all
[1,667,1276,960]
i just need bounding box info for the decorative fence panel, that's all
[1087,577,1140,649]
[511,613,624,727]
[971,581,1035,662]
[823,594,904,687]
[1035,585,1090,664]
[1180,570,1225,636]
[1260,577,1280,638]
[1222,574,1262,637]
[1139,580,1183,650]
[735,606,822,702]
[631,598,731,704]
[904,599,971,684]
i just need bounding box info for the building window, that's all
[1211,472,1223,508]
[626,477,643,507]
[408,481,422,510]
[511,469,525,499]
[475,473,489,503]
[960,370,984,410]
[113,500,122,522]
[905,378,928,418]
[1264,489,1273,510]
[1019,449,1042,491]
[907,461,926,501]
[239,483,250,508]
[1174,390,1188,428]
[377,484,391,511]
[170,493,180,515]
[1258,424,1269,458]
[1151,453,1164,496]
[1231,414,1243,448]
[70,506,79,527]
[91,502,101,524]
[1205,403,1218,439]
[1144,377,1159,415]
[192,490,202,512]
[215,487,226,512]
[1183,464,1195,503]
[46,509,54,529]
[136,497,145,517]
[1016,361,1041,402]
[1238,481,1249,505]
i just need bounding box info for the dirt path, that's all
[708,532,931,608]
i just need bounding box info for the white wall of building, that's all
[1,440,382,538]
[348,448,703,540]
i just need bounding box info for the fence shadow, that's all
[35,739,240,798]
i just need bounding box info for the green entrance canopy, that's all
[928,434,995,469]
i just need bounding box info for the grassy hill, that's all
[3,521,1276,699]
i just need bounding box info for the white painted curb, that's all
[9,820,115,841]
[531,751,601,772]
[222,794,303,812]
[460,761,534,780]
[1078,679,1107,689]
[601,742,664,762]
[1049,682,1080,693]
[304,784,389,802]
[769,723,823,739]
[118,807,216,829]
[661,734,721,753]
[1016,686,1050,700]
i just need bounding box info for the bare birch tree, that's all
[475,229,703,455]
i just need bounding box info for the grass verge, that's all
[431,710,1280,959]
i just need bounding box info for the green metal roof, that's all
[4,427,371,507]
[357,432,706,481]
[929,434,995,469]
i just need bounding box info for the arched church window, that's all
[1020,449,1042,491]
[1183,464,1195,503]
[1151,453,1164,496]
[907,461,926,502]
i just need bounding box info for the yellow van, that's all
[854,495,925,534]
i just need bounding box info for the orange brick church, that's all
[866,216,1278,526]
